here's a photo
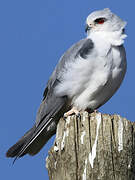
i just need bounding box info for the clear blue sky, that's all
[0,0,134,179]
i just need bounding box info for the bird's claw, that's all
[64,107,80,119]
[63,116,67,121]
[76,113,81,119]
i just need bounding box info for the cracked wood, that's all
[46,112,135,180]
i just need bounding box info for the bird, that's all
[6,8,127,161]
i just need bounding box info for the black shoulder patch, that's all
[76,39,94,59]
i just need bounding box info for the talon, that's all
[63,116,67,121]
[94,109,98,113]
[64,107,80,118]
[76,113,81,119]
[86,108,93,113]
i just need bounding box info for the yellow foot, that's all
[64,107,80,118]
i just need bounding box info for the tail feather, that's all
[6,118,57,162]
[14,117,56,160]
[6,140,25,158]
[6,95,68,162]
[6,126,36,158]
[26,119,57,156]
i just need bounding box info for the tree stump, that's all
[46,112,135,180]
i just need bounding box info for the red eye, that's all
[95,18,106,24]
[98,19,104,24]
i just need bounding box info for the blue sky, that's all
[0,0,134,179]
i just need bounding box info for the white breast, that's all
[56,34,127,111]
[72,46,126,110]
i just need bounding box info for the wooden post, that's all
[46,112,135,180]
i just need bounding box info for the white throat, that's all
[87,30,127,46]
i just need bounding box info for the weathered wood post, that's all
[46,112,135,180]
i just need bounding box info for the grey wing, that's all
[6,38,94,159]
[36,39,93,125]
[49,38,94,83]
[35,79,68,127]
[36,38,94,125]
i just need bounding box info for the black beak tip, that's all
[85,24,90,33]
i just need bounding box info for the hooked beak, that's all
[85,24,91,33]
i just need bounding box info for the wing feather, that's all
[7,38,94,160]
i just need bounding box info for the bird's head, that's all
[85,8,127,35]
